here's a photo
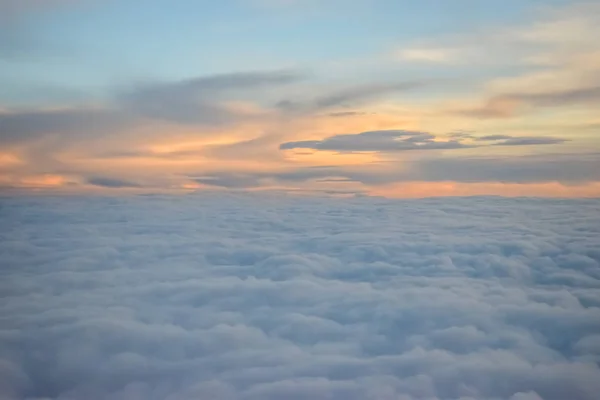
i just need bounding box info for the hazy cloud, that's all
[196,153,600,189]
[276,81,425,113]
[0,70,304,147]
[414,153,600,184]
[461,87,600,119]
[513,86,600,107]
[119,70,304,125]
[0,108,131,145]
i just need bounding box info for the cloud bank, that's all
[1,194,600,399]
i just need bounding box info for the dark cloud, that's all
[277,81,425,113]
[86,176,142,188]
[494,137,568,146]
[280,130,470,152]
[313,82,422,109]
[447,131,476,140]
[280,130,568,154]
[476,135,568,146]
[476,135,514,141]
[1,195,600,399]
[192,173,265,189]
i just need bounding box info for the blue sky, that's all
[2,0,570,104]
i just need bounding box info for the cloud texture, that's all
[1,194,600,399]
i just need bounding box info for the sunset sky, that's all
[1,0,599,197]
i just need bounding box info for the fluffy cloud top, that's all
[1,194,600,399]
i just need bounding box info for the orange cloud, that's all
[0,174,68,189]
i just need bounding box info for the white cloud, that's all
[1,193,599,399]
[396,48,457,64]
[396,2,600,68]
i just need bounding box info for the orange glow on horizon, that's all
[0,174,68,189]
[371,181,600,198]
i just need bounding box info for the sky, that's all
[1,0,599,197]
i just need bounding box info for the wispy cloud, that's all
[280,130,468,152]
[276,81,426,114]
[119,70,304,125]
[280,130,566,153]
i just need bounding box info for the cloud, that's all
[280,130,469,152]
[0,70,304,147]
[327,111,367,117]
[0,108,132,146]
[192,173,265,189]
[119,70,304,125]
[86,176,142,188]
[396,48,456,64]
[456,97,528,119]
[476,135,568,146]
[460,87,600,119]
[476,135,514,141]
[396,2,600,68]
[397,2,600,121]
[279,130,567,153]
[190,167,351,189]
[513,86,600,107]
[495,137,568,146]
[413,153,600,184]
[194,152,600,190]
[276,81,425,113]
[1,194,600,399]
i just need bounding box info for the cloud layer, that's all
[1,194,600,399]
